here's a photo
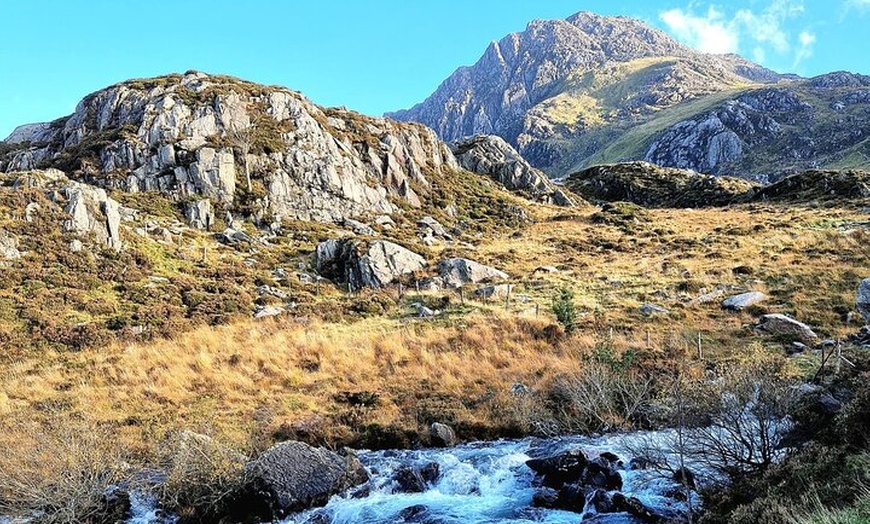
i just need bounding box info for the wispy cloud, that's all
[659,1,814,71]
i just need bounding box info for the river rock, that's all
[429,422,457,448]
[437,258,508,288]
[755,314,818,343]
[393,465,428,493]
[583,457,623,491]
[0,229,21,260]
[238,441,369,521]
[858,278,870,323]
[722,291,767,311]
[526,449,589,489]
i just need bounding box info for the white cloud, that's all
[793,30,816,67]
[660,1,815,71]
[660,7,739,53]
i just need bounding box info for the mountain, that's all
[389,11,870,178]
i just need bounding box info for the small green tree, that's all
[552,287,577,334]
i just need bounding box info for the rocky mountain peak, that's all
[388,11,783,175]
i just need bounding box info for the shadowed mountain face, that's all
[389,11,870,178]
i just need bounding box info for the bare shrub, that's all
[157,430,248,522]
[0,419,124,524]
[551,360,655,432]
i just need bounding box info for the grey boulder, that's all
[722,291,767,311]
[184,199,215,230]
[429,422,457,447]
[755,314,818,343]
[438,258,508,288]
[314,238,426,289]
[239,441,368,521]
[0,229,21,260]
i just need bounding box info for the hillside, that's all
[390,11,870,178]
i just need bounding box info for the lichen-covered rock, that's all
[451,135,578,206]
[63,182,123,251]
[755,314,818,342]
[2,72,457,225]
[184,199,215,230]
[722,291,767,311]
[238,441,368,521]
[314,238,426,289]
[437,258,508,288]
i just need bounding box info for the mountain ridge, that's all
[389,11,870,178]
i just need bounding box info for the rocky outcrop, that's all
[238,441,368,521]
[566,161,757,207]
[63,182,123,251]
[184,199,214,230]
[451,135,576,206]
[437,258,508,288]
[0,229,21,260]
[756,314,819,343]
[752,170,870,202]
[314,238,426,289]
[2,72,458,225]
[858,279,870,323]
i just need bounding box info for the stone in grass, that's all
[722,291,767,311]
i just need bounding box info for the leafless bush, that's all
[0,419,124,524]
[157,430,248,521]
[551,361,656,432]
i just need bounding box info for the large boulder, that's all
[184,198,215,230]
[858,278,870,323]
[437,258,508,288]
[238,441,368,521]
[451,135,577,206]
[314,238,426,289]
[428,422,457,448]
[62,182,123,251]
[755,314,818,343]
[722,291,767,311]
[526,450,589,489]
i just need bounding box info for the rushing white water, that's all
[283,431,698,524]
[119,430,698,524]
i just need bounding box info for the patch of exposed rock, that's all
[755,314,818,343]
[314,238,426,289]
[566,161,757,207]
[857,278,870,323]
[451,135,578,206]
[2,71,457,225]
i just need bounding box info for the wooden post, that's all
[697,332,703,360]
[535,303,539,317]
[609,327,614,342]
[646,329,651,348]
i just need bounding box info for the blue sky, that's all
[2,0,868,140]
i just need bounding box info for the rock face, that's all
[566,161,757,207]
[722,291,767,311]
[451,135,577,206]
[314,238,426,289]
[63,182,123,251]
[184,199,214,230]
[756,314,819,343]
[752,170,870,202]
[437,258,508,288]
[858,279,870,323]
[239,441,368,521]
[1,72,458,225]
